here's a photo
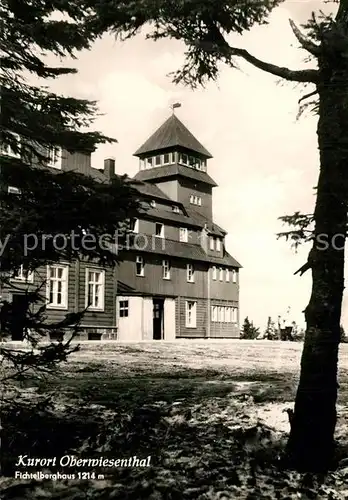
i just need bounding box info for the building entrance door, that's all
[153,298,164,340]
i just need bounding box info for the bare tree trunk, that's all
[286,53,348,471]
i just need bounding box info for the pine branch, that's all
[226,46,319,83]
[294,248,315,276]
[193,21,319,84]
[294,262,312,276]
[289,19,321,56]
[299,90,318,104]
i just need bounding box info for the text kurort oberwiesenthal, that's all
[15,455,152,468]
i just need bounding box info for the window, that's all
[219,267,224,281]
[0,133,21,158]
[224,307,231,323]
[162,260,171,280]
[150,200,156,208]
[130,218,139,233]
[212,266,217,280]
[155,155,161,166]
[210,237,215,250]
[146,157,153,168]
[119,300,129,318]
[86,269,105,311]
[187,263,195,283]
[47,265,68,309]
[163,153,170,164]
[185,301,197,328]
[136,256,144,276]
[182,154,188,165]
[179,227,188,242]
[226,269,230,282]
[47,147,62,169]
[232,270,237,283]
[172,206,180,213]
[232,307,238,323]
[8,186,21,195]
[155,223,164,238]
[12,265,34,283]
[190,195,202,206]
[211,305,237,323]
[216,238,221,251]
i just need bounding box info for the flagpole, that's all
[170,102,181,115]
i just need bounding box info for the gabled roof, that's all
[133,163,217,187]
[134,114,212,158]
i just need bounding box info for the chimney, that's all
[104,157,116,179]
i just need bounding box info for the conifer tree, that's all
[0,0,141,380]
[89,0,348,471]
[240,317,259,340]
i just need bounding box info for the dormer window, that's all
[172,206,180,214]
[150,200,156,208]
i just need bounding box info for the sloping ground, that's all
[2,341,348,499]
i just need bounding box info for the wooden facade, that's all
[116,114,242,340]
[1,113,241,341]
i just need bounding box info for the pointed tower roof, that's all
[134,114,213,158]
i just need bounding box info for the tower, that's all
[133,113,217,220]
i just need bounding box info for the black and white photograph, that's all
[1,0,348,498]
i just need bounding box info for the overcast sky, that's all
[49,0,345,330]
